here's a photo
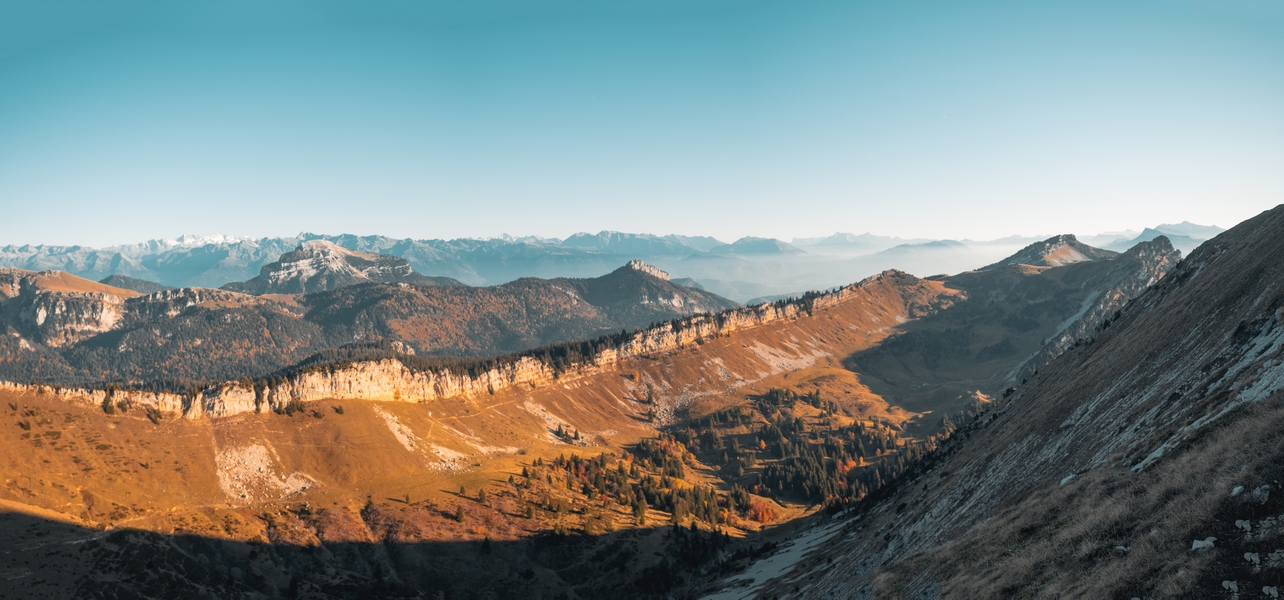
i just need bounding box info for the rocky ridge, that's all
[0,270,940,419]
[624,259,669,280]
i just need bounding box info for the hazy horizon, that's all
[0,220,1227,250]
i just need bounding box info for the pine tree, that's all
[455,505,465,522]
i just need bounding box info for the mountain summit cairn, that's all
[624,259,669,281]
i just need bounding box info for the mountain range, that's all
[0,222,1222,302]
[0,259,736,385]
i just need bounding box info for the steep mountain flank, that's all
[743,205,1284,598]
[221,240,462,294]
[844,235,1179,420]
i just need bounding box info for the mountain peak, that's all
[222,241,459,295]
[622,259,669,280]
[981,234,1116,270]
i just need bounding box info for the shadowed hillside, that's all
[734,204,1284,598]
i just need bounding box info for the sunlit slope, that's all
[0,271,958,527]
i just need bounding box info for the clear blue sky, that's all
[1,0,1281,246]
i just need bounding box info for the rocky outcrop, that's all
[624,259,669,281]
[0,269,135,347]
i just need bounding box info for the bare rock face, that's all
[221,240,459,295]
[0,269,137,347]
[624,259,670,281]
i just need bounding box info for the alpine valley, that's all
[2,207,1261,599]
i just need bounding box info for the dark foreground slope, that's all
[738,204,1284,598]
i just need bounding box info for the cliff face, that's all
[0,269,138,347]
[2,270,953,419]
[624,259,670,280]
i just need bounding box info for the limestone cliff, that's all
[0,269,138,347]
[1,270,949,419]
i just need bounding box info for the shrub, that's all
[747,500,778,523]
